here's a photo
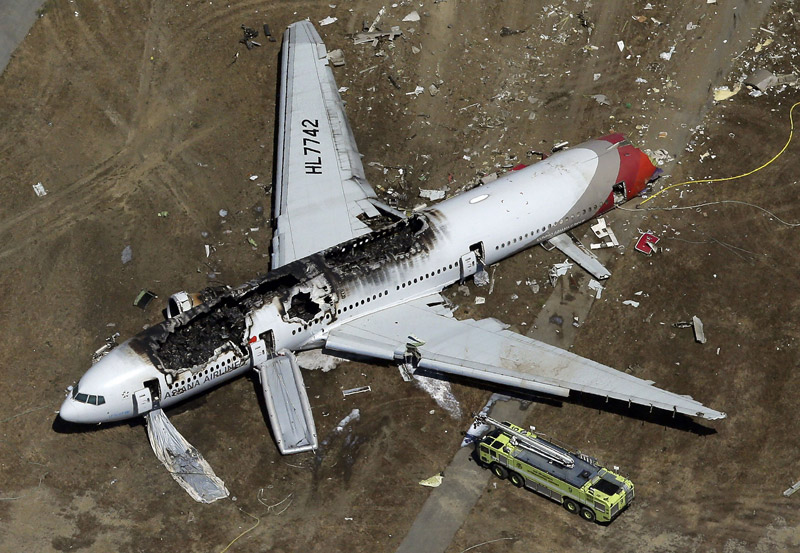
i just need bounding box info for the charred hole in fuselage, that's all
[287,291,321,322]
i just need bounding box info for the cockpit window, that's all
[72,389,105,405]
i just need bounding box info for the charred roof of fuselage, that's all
[321,213,434,277]
[131,260,315,373]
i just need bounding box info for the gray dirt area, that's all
[2,1,800,552]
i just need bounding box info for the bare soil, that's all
[1,1,799,552]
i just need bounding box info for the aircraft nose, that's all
[58,396,83,423]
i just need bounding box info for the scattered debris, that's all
[744,69,798,92]
[526,279,539,294]
[32,182,47,197]
[480,172,498,185]
[588,279,604,299]
[121,245,133,264]
[754,38,774,53]
[590,218,619,249]
[692,316,707,344]
[644,148,673,166]
[133,289,157,310]
[319,16,338,26]
[590,94,610,106]
[617,40,625,52]
[247,237,258,248]
[413,373,462,418]
[500,26,524,37]
[473,268,489,287]
[353,27,402,46]
[334,408,360,431]
[342,386,371,398]
[428,84,440,97]
[572,316,580,328]
[634,232,660,255]
[263,24,276,42]
[784,479,800,497]
[239,25,260,50]
[146,409,229,503]
[548,260,573,286]
[249,174,258,181]
[419,189,446,201]
[402,10,420,22]
[327,49,345,67]
[713,83,742,101]
[659,45,676,61]
[406,85,425,97]
[219,208,228,217]
[91,332,120,364]
[474,296,485,305]
[622,300,640,308]
[296,349,342,372]
[157,211,169,217]
[419,474,443,488]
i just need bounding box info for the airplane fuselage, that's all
[59,134,656,424]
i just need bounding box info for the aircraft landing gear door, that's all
[133,378,161,415]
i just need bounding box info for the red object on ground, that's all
[634,232,660,255]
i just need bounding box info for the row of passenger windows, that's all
[72,387,105,405]
[289,263,459,336]
[495,206,601,250]
[168,356,236,389]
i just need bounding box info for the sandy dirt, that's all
[1,1,799,552]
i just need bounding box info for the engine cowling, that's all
[165,291,203,319]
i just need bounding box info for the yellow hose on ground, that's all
[640,100,800,206]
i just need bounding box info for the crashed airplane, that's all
[60,21,725,461]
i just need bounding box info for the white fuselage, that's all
[59,141,623,424]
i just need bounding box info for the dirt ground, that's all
[1,0,799,552]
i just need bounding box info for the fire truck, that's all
[474,415,633,523]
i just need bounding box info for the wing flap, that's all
[325,296,725,420]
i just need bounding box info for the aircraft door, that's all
[250,330,275,368]
[460,251,478,283]
[133,388,153,415]
[133,379,160,415]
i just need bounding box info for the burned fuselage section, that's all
[130,212,440,389]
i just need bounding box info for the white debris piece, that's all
[219,209,228,217]
[327,48,345,67]
[617,40,625,52]
[549,260,573,286]
[474,296,486,305]
[659,45,676,61]
[593,73,601,81]
[249,174,258,181]
[406,85,425,96]
[319,16,338,26]
[713,84,741,102]
[413,373,462,418]
[692,316,707,344]
[146,409,229,503]
[335,409,360,432]
[296,349,342,372]
[473,268,489,287]
[419,189,446,201]
[590,218,619,249]
[644,148,674,166]
[33,182,47,197]
[402,10,420,22]
[419,474,443,488]
[121,245,132,264]
[588,279,604,299]
[591,94,610,106]
[623,300,640,308]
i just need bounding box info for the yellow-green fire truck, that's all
[474,415,633,523]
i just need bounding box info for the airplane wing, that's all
[547,233,611,280]
[325,295,726,420]
[272,21,398,270]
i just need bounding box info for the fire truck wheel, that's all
[509,472,524,488]
[490,463,508,480]
[579,507,596,522]
[563,498,579,515]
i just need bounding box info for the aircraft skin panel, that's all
[272,20,378,270]
[325,295,726,421]
[548,233,611,280]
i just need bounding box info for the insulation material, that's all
[146,409,229,503]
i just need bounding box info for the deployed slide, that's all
[325,295,726,421]
[145,409,229,503]
[272,20,399,270]
[254,350,318,455]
